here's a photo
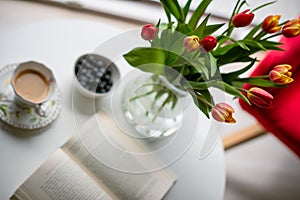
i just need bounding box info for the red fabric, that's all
[239,35,300,157]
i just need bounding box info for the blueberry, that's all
[104,74,110,80]
[99,82,106,88]
[96,72,103,77]
[77,60,83,66]
[96,60,103,67]
[100,67,105,74]
[87,55,96,64]
[105,84,111,90]
[75,65,80,75]
[106,69,112,75]
[76,54,115,94]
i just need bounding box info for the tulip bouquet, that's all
[123,0,299,123]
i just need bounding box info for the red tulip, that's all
[212,103,236,123]
[282,19,300,38]
[199,35,217,52]
[183,35,200,52]
[232,9,254,27]
[269,64,294,84]
[247,87,273,109]
[141,24,157,40]
[262,15,281,33]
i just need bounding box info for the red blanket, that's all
[239,35,300,157]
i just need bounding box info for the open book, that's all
[10,112,176,200]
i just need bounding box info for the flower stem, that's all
[195,92,214,108]
[253,75,269,79]
[236,87,248,93]
[262,32,282,40]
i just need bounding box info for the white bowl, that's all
[74,54,120,99]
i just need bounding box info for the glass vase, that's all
[120,71,190,139]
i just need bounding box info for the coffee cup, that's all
[11,61,57,116]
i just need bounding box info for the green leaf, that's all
[171,94,178,109]
[138,64,168,75]
[183,0,192,20]
[151,33,161,48]
[130,89,156,101]
[222,59,257,81]
[188,57,209,80]
[231,81,244,89]
[156,19,161,27]
[192,14,210,38]
[124,47,166,67]
[124,47,169,75]
[188,0,212,29]
[212,81,251,105]
[160,0,184,22]
[201,89,214,107]
[214,46,257,66]
[160,30,185,61]
[160,29,172,49]
[208,53,218,77]
[236,41,250,51]
[260,40,283,51]
[169,33,185,54]
[188,80,217,90]
[123,47,186,75]
[0,105,7,117]
[213,42,239,56]
[193,90,213,118]
[245,23,262,39]
[233,77,286,87]
[175,23,192,34]
[203,23,225,37]
[242,40,267,51]
[196,100,210,118]
[161,3,171,23]
[215,35,231,46]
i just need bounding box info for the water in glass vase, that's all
[121,73,189,139]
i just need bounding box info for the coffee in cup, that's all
[13,69,50,104]
[11,61,57,116]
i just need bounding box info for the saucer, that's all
[0,63,62,129]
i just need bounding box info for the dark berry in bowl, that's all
[74,54,120,98]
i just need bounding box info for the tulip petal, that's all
[212,103,236,123]
[247,87,273,109]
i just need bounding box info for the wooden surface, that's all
[223,123,267,150]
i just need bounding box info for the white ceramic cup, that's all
[11,61,57,116]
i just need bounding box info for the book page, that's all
[62,111,177,200]
[11,149,112,200]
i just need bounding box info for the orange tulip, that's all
[262,15,281,33]
[212,103,236,123]
[247,87,273,109]
[282,19,300,38]
[269,64,294,84]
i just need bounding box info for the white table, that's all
[0,2,225,200]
